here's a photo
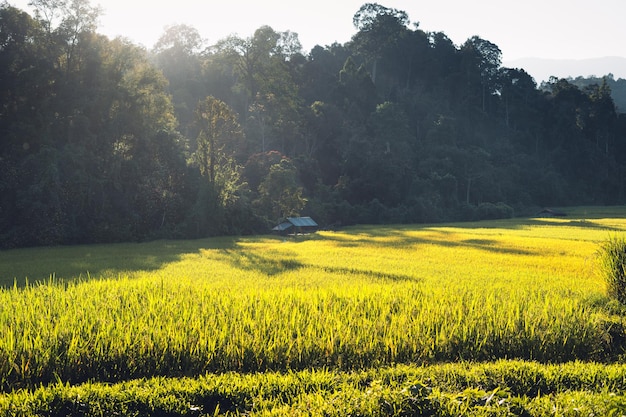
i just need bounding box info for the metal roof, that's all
[272,222,293,231]
[286,217,318,227]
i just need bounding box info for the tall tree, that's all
[190,98,251,236]
[152,24,206,139]
[498,68,538,128]
[28,0,101,73]
[586,78,617,154]
[211,26,303,155]
[193,96,244,185]
[363,101,414,205]
[460,36,502,113]
[257,157,306,220]
[351,2,410,84]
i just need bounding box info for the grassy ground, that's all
[1,206,626,415]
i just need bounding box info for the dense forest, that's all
[555,75,626,113]
[1,1,626,248]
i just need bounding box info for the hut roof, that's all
[272,222,293,232]
[272,217,318,232]
[286,217,318,227]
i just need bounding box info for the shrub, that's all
[461,202,514,221]
[598,236,626,304]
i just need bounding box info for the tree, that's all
[351,2,410,84]
[152,24,206,139]
[305,101,343,185]
[338,56,377,120]
[212,26,301,111]
[193,96,244,184]
[461,36,502,112]
[0,4,48,154]
[191,95,252,234]
[543,77,590,151]
[0,4,190,246]
[27,0,65,34]
[58,0,101,73]
[153,23,203,55]
[28,0,101,73]
[498,68,540,131]
[353,3,409,31]
[299,43,350,104]
[257,158,306,220]
[586,78,617,154]
[211,26,304,155]
[364,101,414,205]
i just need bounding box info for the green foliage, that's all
[3,0,626,247]
[598,235,626,303]
[257,158,306,220]
[193,96,244,183]
[0,3,192,247]
[2,363,626,416]
[560,74,626,113]
[462,202,515,221]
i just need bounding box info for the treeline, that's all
[557,75,626,113]
[1,1,625,248]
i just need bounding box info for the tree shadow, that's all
[528,218,624,231]
[0,237,239,287]
[317,228,537,256]
[218,237,421,282]
[5,212,623,287]
[319,211,626,255]
[314,264,420,282]
[220,247,304,276]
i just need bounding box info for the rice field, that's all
[1,206,626,415]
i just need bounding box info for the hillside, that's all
[3,2,626,248]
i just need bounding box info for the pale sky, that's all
[7,0,626,76]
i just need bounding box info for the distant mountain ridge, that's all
[504,56,626,84]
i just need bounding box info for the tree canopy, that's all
[2,1,625,248]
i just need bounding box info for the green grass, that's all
[597,234,626,304]
[1,362,626,416]
[1,206,626,415]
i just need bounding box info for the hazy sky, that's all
[8,0,626,62]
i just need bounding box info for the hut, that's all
[272,217,319,235]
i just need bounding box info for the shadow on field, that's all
[498,218,626,232]
[447,217,626,232]
[220,238,420,282]
[221,247,304,276]
[0,237,239,287]
[319,228,536,256]
[319,212,626,255]
[314,264,419,282]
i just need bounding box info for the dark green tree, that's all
[351,2,409,84]
[211,26,304,156]
[460,36,502,113]
[189,96,248,235]
[193,96,244,184]
[257,158,306,221]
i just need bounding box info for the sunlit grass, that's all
[1,207,626,392]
